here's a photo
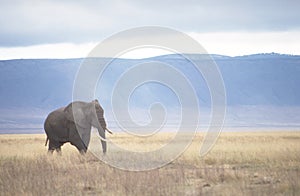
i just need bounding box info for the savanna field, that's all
[0,131,299,195]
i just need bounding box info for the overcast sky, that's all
[0,0,299,59]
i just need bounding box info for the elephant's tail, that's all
[45,137,49,146]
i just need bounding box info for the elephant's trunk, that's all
[97,126,107,153]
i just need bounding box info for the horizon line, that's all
[1,52,299,61]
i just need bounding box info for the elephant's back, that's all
[44,107,67,134]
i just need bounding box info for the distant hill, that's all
[0,53,300,133]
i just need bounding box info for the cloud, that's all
[0,42,97,59]
[1,31,299,59]
[0,0,300,46]
[189,31,300,56]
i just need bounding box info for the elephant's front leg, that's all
[81,128,91,149]
[70,127,90,154]
[70,133,87,153]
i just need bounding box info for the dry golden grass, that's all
[0,131,300,195]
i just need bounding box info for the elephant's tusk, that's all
[105,128,113,134]
[97,134,109,142]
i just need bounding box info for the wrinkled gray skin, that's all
[44,100,107,154]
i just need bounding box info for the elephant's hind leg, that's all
[56,147,62,156]
[48,149,55,155]
[48,139,63,155]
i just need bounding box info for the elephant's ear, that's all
[64,102,90,128]
[95,102,106,130]
[64,103,75,122]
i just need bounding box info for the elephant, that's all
[44,99,111,154]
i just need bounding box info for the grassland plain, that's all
[0,131,299,195]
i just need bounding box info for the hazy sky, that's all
[0,0,299,59]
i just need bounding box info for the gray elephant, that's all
[44,99,111,154]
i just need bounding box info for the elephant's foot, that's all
[56,148,62,156]
[48,148,62,155]
[47,149,55,155]
[79,149,87,155]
